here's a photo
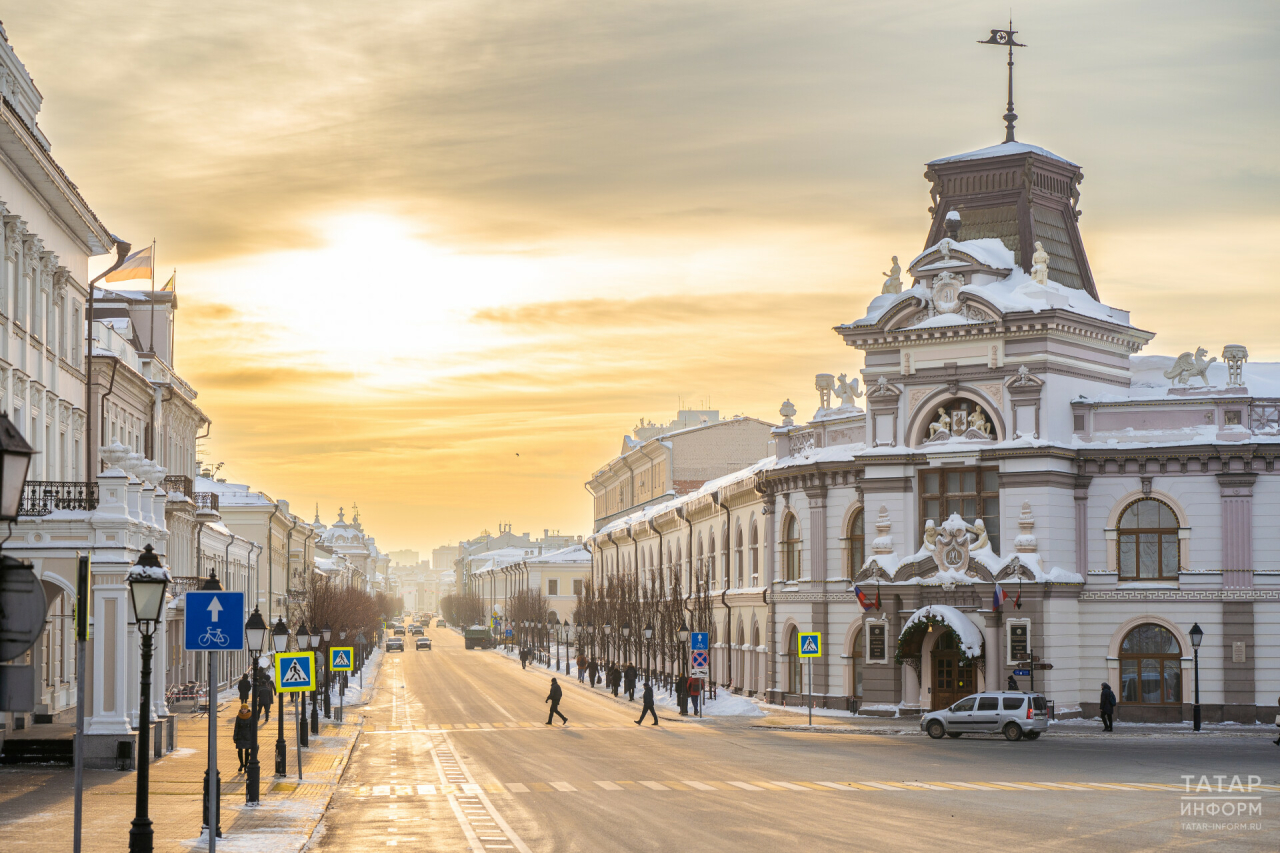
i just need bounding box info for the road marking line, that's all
[373,785,391,796]
[639,781,669,791]
[527,783,553,792]
[999,783,1047,791]
[768,781,809,791]
[682,781,716,791]
[897,782,950,791]
[506,783,529,793]
[1034,782,1092,791]
[661,781,692,791]
[462,783,483,794]
[550,782,576,792]
[595,781,623,790]
[484,783,506,793]
[727,781,764,791]
[846,782,900,791]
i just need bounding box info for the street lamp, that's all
[677,620,691,712]
[1189,622,1204,732]
[321,626,332,719]
[126,544,170,853]
[563,619,571,674]
[271,617,289,776]
[0,412,34,521]
[243,608,267,804]
[644,623,654,683]
[603,621,613,666]
[622,622,631,667]
[309,624,321,734]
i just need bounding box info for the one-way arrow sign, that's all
[184,591,245,651]
[207,597,223,622]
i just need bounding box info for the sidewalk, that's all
[0,651,383,853]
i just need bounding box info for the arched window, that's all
[782,515,802,581]
[734,527,744,588]
[1118,499,1180,580]
[721,526,731,588]
[787,627,802,695]
[846,509,865,580]
[749,523,759,586]
[1119,624,1182,704]
[696,536,704,580]
[708,532,717,588]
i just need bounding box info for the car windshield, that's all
[950,697,976,713]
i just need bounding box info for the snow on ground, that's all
[654,689,765,718]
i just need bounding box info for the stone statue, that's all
[1222,344,1248,387]
[968,408,992,437]
[928,407,951,438]
[970,518,989,551]
[779,399,797,427]
[1030,241,1050,286]
[881,256,902,294]
[922,519,938,552]
[1163,348,1217,386]
[835,373,862,406]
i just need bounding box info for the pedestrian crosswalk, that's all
[343,779,1280,798]
[364,721,637,732]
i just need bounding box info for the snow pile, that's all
[961,268,1130,326]
[910,237,1015,271]
[899,604,984,658]
[653,688,765,718]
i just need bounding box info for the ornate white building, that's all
[591,136,1280,725]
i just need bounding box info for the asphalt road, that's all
[309,628,1280,852]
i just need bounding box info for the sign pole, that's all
[808,659,813,727]
[207,650,219,852]
[295,693,303,781]
[1029,647,1035,695]
[72,554,89,853]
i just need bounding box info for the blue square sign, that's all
[690,631,709,651]
[184,591,245,651]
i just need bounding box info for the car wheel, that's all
[947,732,962,739]
[1024,731,1041,740]
[1003,722,1023,741]
[926,720,946,739]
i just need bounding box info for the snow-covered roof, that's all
[900,604,984,658]
[960,268,1131,326]
[910,237,1015,272]
[597,457,774,536]
[524,544,591,564]
[927,141,1077,168]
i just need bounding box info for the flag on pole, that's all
[873,584,881,611]
[854,585,873,611]
[160,271,175,292]
[993,583,1010,609]
[104,245,153,283]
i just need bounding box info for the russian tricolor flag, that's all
[854,585,872,610]
[993,583,1010,609]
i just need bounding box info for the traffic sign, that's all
[0,559,46,661]
[1012,668,1031,677]
[329,647,354,672]
[1033,662,1054,670]
[184,591,245,651]
[690,632,709,651]
[798,632,822,658]
[690,648,709,678]
[275,652,315,692]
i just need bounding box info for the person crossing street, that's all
[636,681,659,726]
[545,677,568,725]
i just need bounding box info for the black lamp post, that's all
[1189,622,1204,732]
[308,623,321,734]
[271,617,289,776]
[677,620,691,714]
[644,623,654,684]
[603,621,613,666]
[295,621,310,747]
[355,632,366,689]
[563,619,571,673]
[622,622,631,666]
[126,544,170,853]
[244,608,267,804]
[321,625,332,719]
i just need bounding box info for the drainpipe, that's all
[284,512,299,624]
[716,493,732,690]
[86,238,132,486]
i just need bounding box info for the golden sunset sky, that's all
[6,2,1277,554]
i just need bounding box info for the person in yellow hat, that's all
[233,703,254,772]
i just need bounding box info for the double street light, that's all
[126,545,170,853]
[271,617,290,776]
[243,608,268,804]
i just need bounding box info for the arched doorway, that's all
[930,632,975,710]
[850,629,864,708]
[786,627,802,695]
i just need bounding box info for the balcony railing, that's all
[19,481,99,516]
[194,491,220,512]
[163,474,193,498]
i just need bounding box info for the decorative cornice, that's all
[1080,590,1279,602]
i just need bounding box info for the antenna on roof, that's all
[979,19,1026,143]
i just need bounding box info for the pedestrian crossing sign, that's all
[330,646,354,672]
[274,652,315,692]
[798,632,822,658]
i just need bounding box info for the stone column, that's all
[86,582,131,735]
[982,612,1000,692]
[1218,473,1256,589]
[1074,476,1091,576]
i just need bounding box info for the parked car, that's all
[415,637,432,650]
[921,692,1048,741]
[386,637,404,652]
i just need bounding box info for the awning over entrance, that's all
[897,604,984,660]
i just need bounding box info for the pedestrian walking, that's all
[237,672,252,704]
[1273,695,1280,746]
[609,663,621,697]
[233,703,254,772]
[520,647,528,669]
[624,663,637,701]
[255,670,275,724]
[577,653,587,682]
[635,681,659,726]
[545,677,568,725]
[588,659,599,688]
[1007,674,1018,691]
[1099,682,1117,732]
[689,677,702,715]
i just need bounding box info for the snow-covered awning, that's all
[898,604,984,660]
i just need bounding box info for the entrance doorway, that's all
[931,632,975,710]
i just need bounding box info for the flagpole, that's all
[148,239,156,353]
[169,269,176,368]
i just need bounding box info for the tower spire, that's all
[979,21,1026,143]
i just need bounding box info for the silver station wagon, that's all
[921,692,1049,741]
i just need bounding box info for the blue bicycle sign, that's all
[184,591,245,652]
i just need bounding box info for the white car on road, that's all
[921,692,1048,741]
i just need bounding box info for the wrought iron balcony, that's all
[163,474,193,498]
[193,491,220,512]
[19,481,99,516]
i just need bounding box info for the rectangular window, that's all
[919,466,1000,554]
[547,578,559,596]
[572,578,583,596]
[976,696,999,712]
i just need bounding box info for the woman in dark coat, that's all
[1099,682,1117,732]
[237,673,252,703]
[233,704,254,772]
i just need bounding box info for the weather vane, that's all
[979,20,1026,143]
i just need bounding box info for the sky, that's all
[5,2,1277,555]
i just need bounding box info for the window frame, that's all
[918,466,1001,555]
[1118,623,1183,705]
[782,515,802,581]
[846,508,865,580]
[1116,498,1181,581]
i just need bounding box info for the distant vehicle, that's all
[393,626,405,636]
[436,620,446,628]
[921,692,1048,741]
[415,637,432,650]
[386,637,404,653]
[409,625,424,636]
[464,625,494,650]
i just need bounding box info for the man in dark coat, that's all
[635,681,659,726]
[624,663,637,701]
[1007,675,1019,691]
[255,669,275,724]
[609,664,621,697]
[1099,682,1117,732]
[237,672,252,704]
[545,677,568,725]
[588,659,598,688]
[520,647,528,669]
